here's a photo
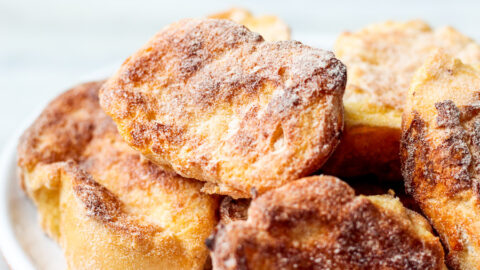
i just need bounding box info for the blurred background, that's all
[2,0,480,152]
[1,0,480,268]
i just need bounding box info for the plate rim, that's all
[0,120,37,270]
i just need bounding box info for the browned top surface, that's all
[336,20,480,112]
[100,18,346,198]
[18,81,203,195]
[208,175,445,270]
[17,81,218,269]
[401,51,480,269]
[18,81,106,171]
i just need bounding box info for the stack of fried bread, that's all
[16,8,480,270]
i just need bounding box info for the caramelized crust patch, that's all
[209,176,446,270]
[401,51,480,269]
[18,81,103,171]
[100,19,346,198]
[17,81,218,270]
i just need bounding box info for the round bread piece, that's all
[402,51,480,269]
[208,175,446,270]
[100,19,346,198]
[323,20,480,180]
[17,81,218,270]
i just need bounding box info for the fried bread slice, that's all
[17,81,218,270]
[401,51,480,269]
[100,19,346,198]
[208,7,290,41]
[208,175,446,270]
[323,20,480,180]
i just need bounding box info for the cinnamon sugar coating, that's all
[209,176,446,270]
[100,19,346,198]
[324,20,480,180]
[17,81,218,270]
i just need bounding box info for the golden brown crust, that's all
[208,175,446,270]
[337,20,480,111]
[18,81,104,172]
[324,20,480,180]
[401,51,480,269]
[100,19,346,198]
[17,81,218,270]
[208,8,290,42]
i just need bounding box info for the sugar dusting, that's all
[101,18,347,196]
[210,176,445,269]
[338,21,480,110]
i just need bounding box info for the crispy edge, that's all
[100,18,346,198]
[401,51,480,269]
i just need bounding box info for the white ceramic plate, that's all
[0,65,117,270]
[0,34,332,270]
[0,119,65,270]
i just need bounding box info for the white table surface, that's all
[2,0,480,268]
